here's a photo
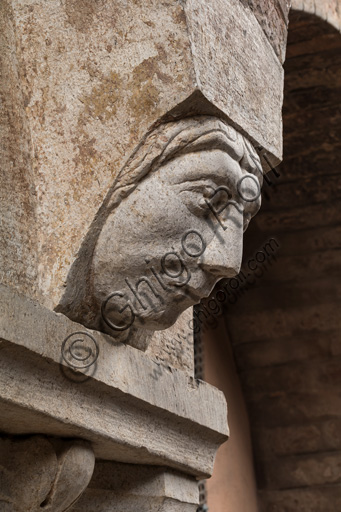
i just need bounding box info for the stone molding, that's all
[72,462,199,511]
[0,436,95,512]
[0,284,228,478]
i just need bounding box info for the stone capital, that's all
[0,436,95,512]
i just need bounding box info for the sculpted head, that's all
[58,117,263,339]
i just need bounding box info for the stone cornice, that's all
[0,284,228,478]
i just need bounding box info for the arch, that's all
[201,8,341,511]
[291,0,341,34]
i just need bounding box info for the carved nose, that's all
[199,235,241,279]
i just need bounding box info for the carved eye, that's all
[179,183,218,216]
[206,186,233,214]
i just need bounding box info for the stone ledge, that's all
[72,462,199,511]
[0,284,228,478]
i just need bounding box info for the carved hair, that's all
[107,116,262,212]
[57,116,262,328]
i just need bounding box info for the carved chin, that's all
[133,282,219,331]
[135,301,193,331]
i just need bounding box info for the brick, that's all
[260,451,341,489]
[253,202,341,233]
[247,391,341,428]
[234,330,338,369]
[227,302,341,344]
[259,486,341,512]
[254,419,341,458]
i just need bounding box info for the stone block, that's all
[227,301,341,344]
[261,451,341,489]
[259,486,341,512]
[0,436,95,512]
[254,418,341,458]
[0,284,228,478]
[247,390,341,428]
[1,0,284,307]
[72,462,199,511]
[240,0,289,62]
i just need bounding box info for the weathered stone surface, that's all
[0,0,283,312]
[0,436,95,512]
[146,308,194,374]
[58,117,262,346]
[0,436,57,512]
[0,284,228,478]
[4,0,195,309]
[0,1,38,300]
[0,0,292,509]
[72,462,199,511]
[40,439,95,512]
[183,0,284,162]
[240,0,289,62]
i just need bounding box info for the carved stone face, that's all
[92,147,261,333]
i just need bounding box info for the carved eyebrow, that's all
[172,175,235,193]
[175,178,224,186]
[165,152,242,183]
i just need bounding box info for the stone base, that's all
[72,462,199,512]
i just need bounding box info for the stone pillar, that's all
[1,0,283,310]
[0,285,227,510]
[0,0,287,510]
